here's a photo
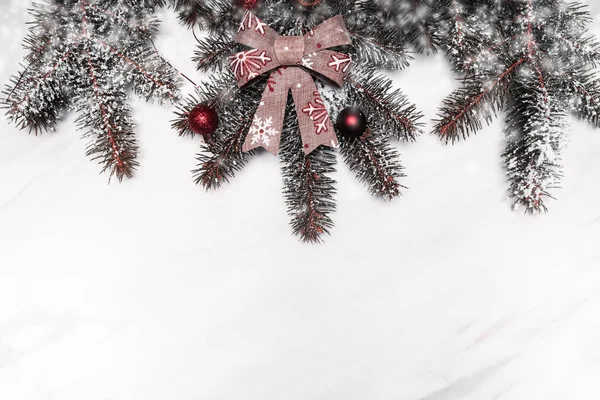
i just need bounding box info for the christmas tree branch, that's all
[462,35,518,71]
[448,0,466,50]
[2,53,70,133]
[403,0,438,54]
[434,58,525,141]
[193,117,255,190]
[570,74,600,128]
[170,0,239,32]
[504,79,566,212]
[79,91,138,182]
[555,33,600,68]
[102,44,180,101]
[346,70,423,142]
[3,0,181,179]
[282,143,337,243]
[348,30,412,70]
[281,101,336,243]
[193,35,240,72]
[339,132,405,200]
[187,75,265,187]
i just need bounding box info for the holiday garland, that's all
[3,0,181,180]
[172,0,424,242]
[4,0,600,241]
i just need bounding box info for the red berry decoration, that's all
[188,104,219,140]
[336,107,368,138]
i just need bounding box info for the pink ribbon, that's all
[230,11,352,155]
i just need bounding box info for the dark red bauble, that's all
[188,104,219,138]
[239,0,258,9]
[336,107,368,138]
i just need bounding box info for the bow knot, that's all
[230,11,352,155]
[274,36,305,65]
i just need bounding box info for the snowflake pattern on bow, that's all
[239,10,267,36]
[302,92,330,135]
[328,54,351,73]
[230,49,272,80]
[301,53,314,69]
[249,115,279,146]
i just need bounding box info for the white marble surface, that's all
[1,2,600,399]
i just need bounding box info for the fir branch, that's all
[339,132,405,200]
[344,0,416,69]
[170,0,241,32]
[79,91,139,182]
[3,0,180,179]
[170,0,212,28]
[348,29,412,71]
[447,0,467,51]
[193,34,240,72]
[281,99,336,243]
[461,35,518,72]
[3,51,71,134]
[555,32,600,69]
[193,117,255,190]
[346,69,424,142]
[188,76,267,187]
[570,74,600,128]
[434,0,600,213]
[281,133,337,243]
[101,44,180,101]
[504,79,566,212]
[402,0,439,54]
[434,58,524,141]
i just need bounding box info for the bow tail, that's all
[291,70,339,155]
[242,71,288,155]
[243,68,339,156]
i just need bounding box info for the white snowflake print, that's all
[238,11,267,36]
[301,54,314,69]
[328,54,351,73]
[249,115,279,146]
[302,92,330,134]
[230,49,272,80]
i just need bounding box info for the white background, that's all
[1,1,600,399]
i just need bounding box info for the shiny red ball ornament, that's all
[239,0,258,9]
[336,107,368,138]
[188,104,219,139]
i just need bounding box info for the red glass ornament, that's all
[336,107,367,138]
[188,104,219,139]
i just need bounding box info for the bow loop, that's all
[230,11,352,155]
[304,15,352,54]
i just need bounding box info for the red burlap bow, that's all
[230,12,352,155]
